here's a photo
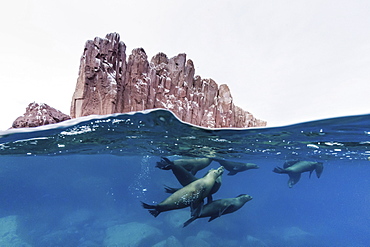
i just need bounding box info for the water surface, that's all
[0,109,369,246]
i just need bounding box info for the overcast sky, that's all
[1,0,370,130]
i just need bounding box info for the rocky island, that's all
[12,33,266,129]
[12,102,71,128]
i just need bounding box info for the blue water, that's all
[0,109,369,246]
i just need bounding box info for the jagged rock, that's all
[71,33,126,118]
[71,33,266,128]
[12,102,71,128]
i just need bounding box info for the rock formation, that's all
[0,215,31,246]
[104,222,161,246]
[12,102,71,128]
[70,33,266,128]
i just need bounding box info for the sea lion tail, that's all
[183,217,197,227]
[156,157,173,170]
[273,166,287,174]
[141,202,160,217]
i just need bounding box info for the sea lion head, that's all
[246,163,259,169]
[208,166,224,178]
[203,166,224,181]
[237,194,253,203]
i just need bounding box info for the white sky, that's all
[1,0,370,130]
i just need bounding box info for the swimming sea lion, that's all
[157,157,212,175]
[164,177,222,204]
[142,166,224,217]
[183,194,253,227]
[157,157,222,203]
[156,157,197,186]
[273,160,324,188]
[213,159,259,175]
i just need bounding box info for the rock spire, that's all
[70,33,266,128]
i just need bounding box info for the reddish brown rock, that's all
[70,33,266,128]
[12,102,71,128]
[70,33,126,118]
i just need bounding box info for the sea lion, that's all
[142,166,224,217]
[156,157,212,175]
[273,160,324,188]
[156,157,197,186]
[164,178,222,204]
[213,159,259,175]
[183,194,253,227]
[157,157,222,203]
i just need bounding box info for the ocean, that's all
[0,109,369,247]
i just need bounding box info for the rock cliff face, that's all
[12,102,71,128]
[71,33,266,128]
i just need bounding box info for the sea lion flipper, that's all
[141,202,160,217]
[218,205,231,217]
[283,160,299,168]
[161,157,173,163]
[315,162,324,178]
[208,215,219,222]
[309,170,314,178]
[183,216,197,227]
[273,166,286,174]
[190,168,197,176]
[156,157,174,170]
[227,170,238,175]
[164,185,179,194]
[206,194,213,204]
[288,173,301,188]
[207,206,230,222]
[190,200,204,217]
